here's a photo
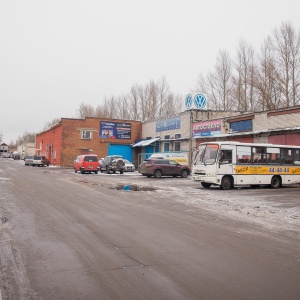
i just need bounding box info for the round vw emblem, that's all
[185,94,192,109]
[194,94,207,109]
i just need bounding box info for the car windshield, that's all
[34,156,41,160]
[124,159,130,164]
[26,156,34,159]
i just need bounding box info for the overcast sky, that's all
[1,0,299,144]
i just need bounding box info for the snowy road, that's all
[1,159,300,299]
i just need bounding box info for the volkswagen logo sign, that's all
[185,94,192,109]
[194,94,207,109]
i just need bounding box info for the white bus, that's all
[192,141,300,189]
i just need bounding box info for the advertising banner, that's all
[235,165,300,175]
[192,119,222,137]
[100,122,131,139]
[156,118,180,132]
[149,152,189,165]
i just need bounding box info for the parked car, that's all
[24,155,34,166]
[13,154,20,160]
[123,159,135,172]
[100,155,125,174]
[74,154,99,174]
[139,159,191,178]
[32,156,50,167]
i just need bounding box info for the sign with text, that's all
[192,119,222,137]
[156,118,180,132]
[100,122,131,139]
[235,165,300,175]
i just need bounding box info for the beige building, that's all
[17,142,36,159]
[134,106,300,167]
[133,109,245,165]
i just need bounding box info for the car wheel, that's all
[95,171,98,174]
[221,176,233,190]
[154,169,162,178]
[120,169,124,174]
[181,170,188,178]
[270,176,281,188]
[80,169,85,174]
[74,168,77,173]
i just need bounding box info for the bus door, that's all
[218,146,235,178]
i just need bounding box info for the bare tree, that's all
[128,84,141,120]
[254,37,282,110]
[15,131,36,145]
[272,21,300,107]
[43,118,61,131]
[76,103,96,118]
[206,50,234,110]
[232,39,257,111]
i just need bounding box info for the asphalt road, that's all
[0,159,300,300]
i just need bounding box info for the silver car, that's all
[32,156,49,167]
[123,159,135,172]
[24,155,34,166]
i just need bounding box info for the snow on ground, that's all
[154,182,300,236]
[85,172,300,236]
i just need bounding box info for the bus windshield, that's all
[194,144,219,165]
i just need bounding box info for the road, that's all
[0,159,300,300]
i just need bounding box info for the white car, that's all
[123,159,135,172]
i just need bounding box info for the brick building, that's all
[35,117,142,167]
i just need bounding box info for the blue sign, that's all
[194,94,207,109]
[230,120,253,132]
[156,118,180,132]
[185,94,192,109]
[100,122,131,139]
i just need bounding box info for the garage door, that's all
[107,144,133,161]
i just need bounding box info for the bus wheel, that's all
[221,176,232,190]
[270,176,281,188]
[201,182,211,189]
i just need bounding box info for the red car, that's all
[74,154,100,174]
[140,159,190,178]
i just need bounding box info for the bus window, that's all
[295,149,300,165]
[252,146,267,164]
[266,147,280,164]
[194,144,206,165]
[220,150,232,164]
[281,149,294,164]
[204,144,219,164]
[281,148,300,165]
[237,146,251,164]
[194,144,218,165]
